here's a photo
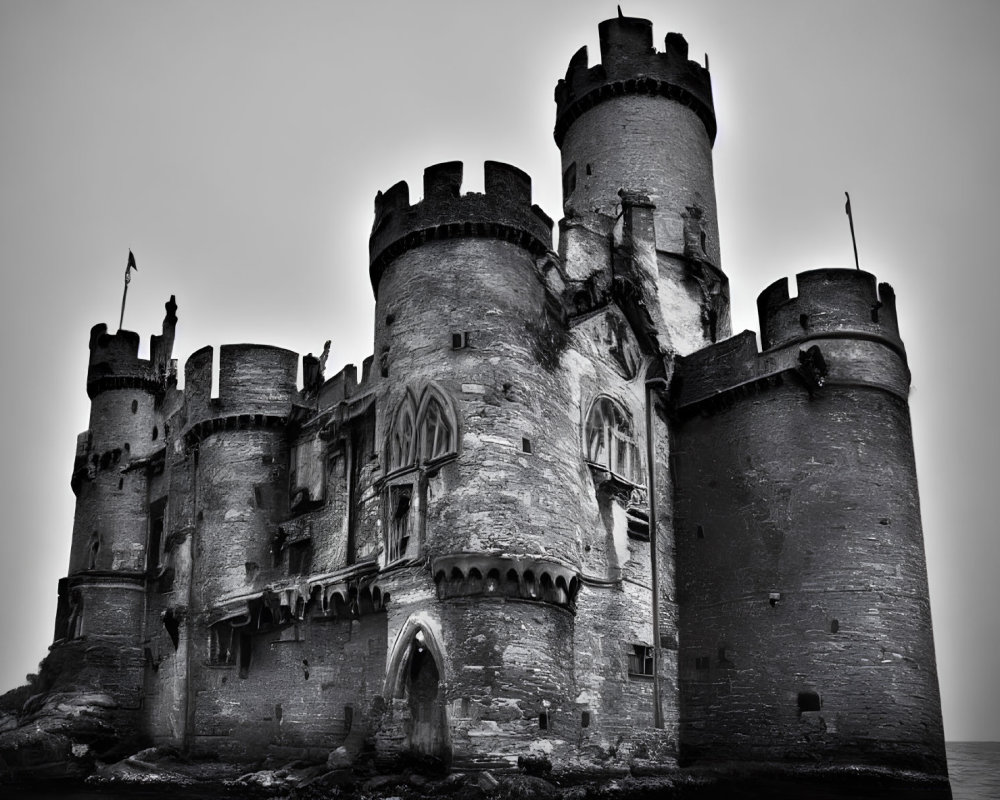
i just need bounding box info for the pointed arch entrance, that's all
[384,615,451,765]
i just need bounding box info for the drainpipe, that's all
[183,447,199,753]
[645,374,670,729]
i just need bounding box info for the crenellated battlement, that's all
[86,296,178,399]
[182,344,299,438]
[758,268,902,353]
[673,269,911,414]
[368,160,553,297]
[554,15,715,146]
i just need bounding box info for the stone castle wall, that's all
[35,14,947,785]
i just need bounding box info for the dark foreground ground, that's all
[2,756,955,800]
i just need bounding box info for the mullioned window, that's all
[382,384,459,566]
[584,396,644,486]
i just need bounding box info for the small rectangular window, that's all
[209,623,235,665]
[147,499,166,576]
[238,633,252,678]
[628,644,654,676]
[387,484,413,563]
[522,437,532,454]
[288,540,311,575]
[452,332,469,350]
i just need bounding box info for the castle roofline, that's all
[368,161,553,298]
[554,15,716,147]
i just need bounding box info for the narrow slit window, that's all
[387,485,412,563]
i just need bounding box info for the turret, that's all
[369,161,585,763]
[554,15,720,267]
[56,297,178,718]
[369,160,553,298]
[671,268,947,772]
[182,344,298,604]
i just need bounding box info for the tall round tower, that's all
[369,161,586,765]
[554,15,720,267]
[180,343,298,753]
[672,270,947,772]
[60,297,177,712]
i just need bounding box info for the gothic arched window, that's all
[584,396,644,485]
[387,385,458,475]
[388,392,418,472]
[418,393,453,463]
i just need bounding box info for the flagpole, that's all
[845,192,860,270]
[119,250,137,330]
[118,279,129,330]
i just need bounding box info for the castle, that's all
[53,13,948,778]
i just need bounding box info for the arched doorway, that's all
[385,618,451,766]
[404,630,448,761]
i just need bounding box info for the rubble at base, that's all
[1,733,953,800]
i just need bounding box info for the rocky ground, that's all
[0,694,952,799]
[2,742,954,800]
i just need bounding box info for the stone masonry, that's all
[42,12,948,784]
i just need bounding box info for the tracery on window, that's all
[419,394,452,462]
[584,396,644,486]
[387,384,457,473]
[388,391,418,472]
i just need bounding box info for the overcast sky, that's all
[1,0,997,741]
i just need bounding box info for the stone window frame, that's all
[627,643,654,677]
[583,395,645,488]
[381,383,459,568]
[208,622,236,667]
[385,383,459,475]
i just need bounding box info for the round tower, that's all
[672,269,947,773]
[181,343,298,752]
[554,15,720,266]
[182,344,297,608]
[369,161,584,764]
[61,297,177,711]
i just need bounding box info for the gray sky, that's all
[1,0,997,741]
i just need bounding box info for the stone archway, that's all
[404,630,448,761]
[384,617,451,766]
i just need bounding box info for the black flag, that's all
[120,250,137,329]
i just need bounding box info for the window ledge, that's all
[586,462,644,493]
